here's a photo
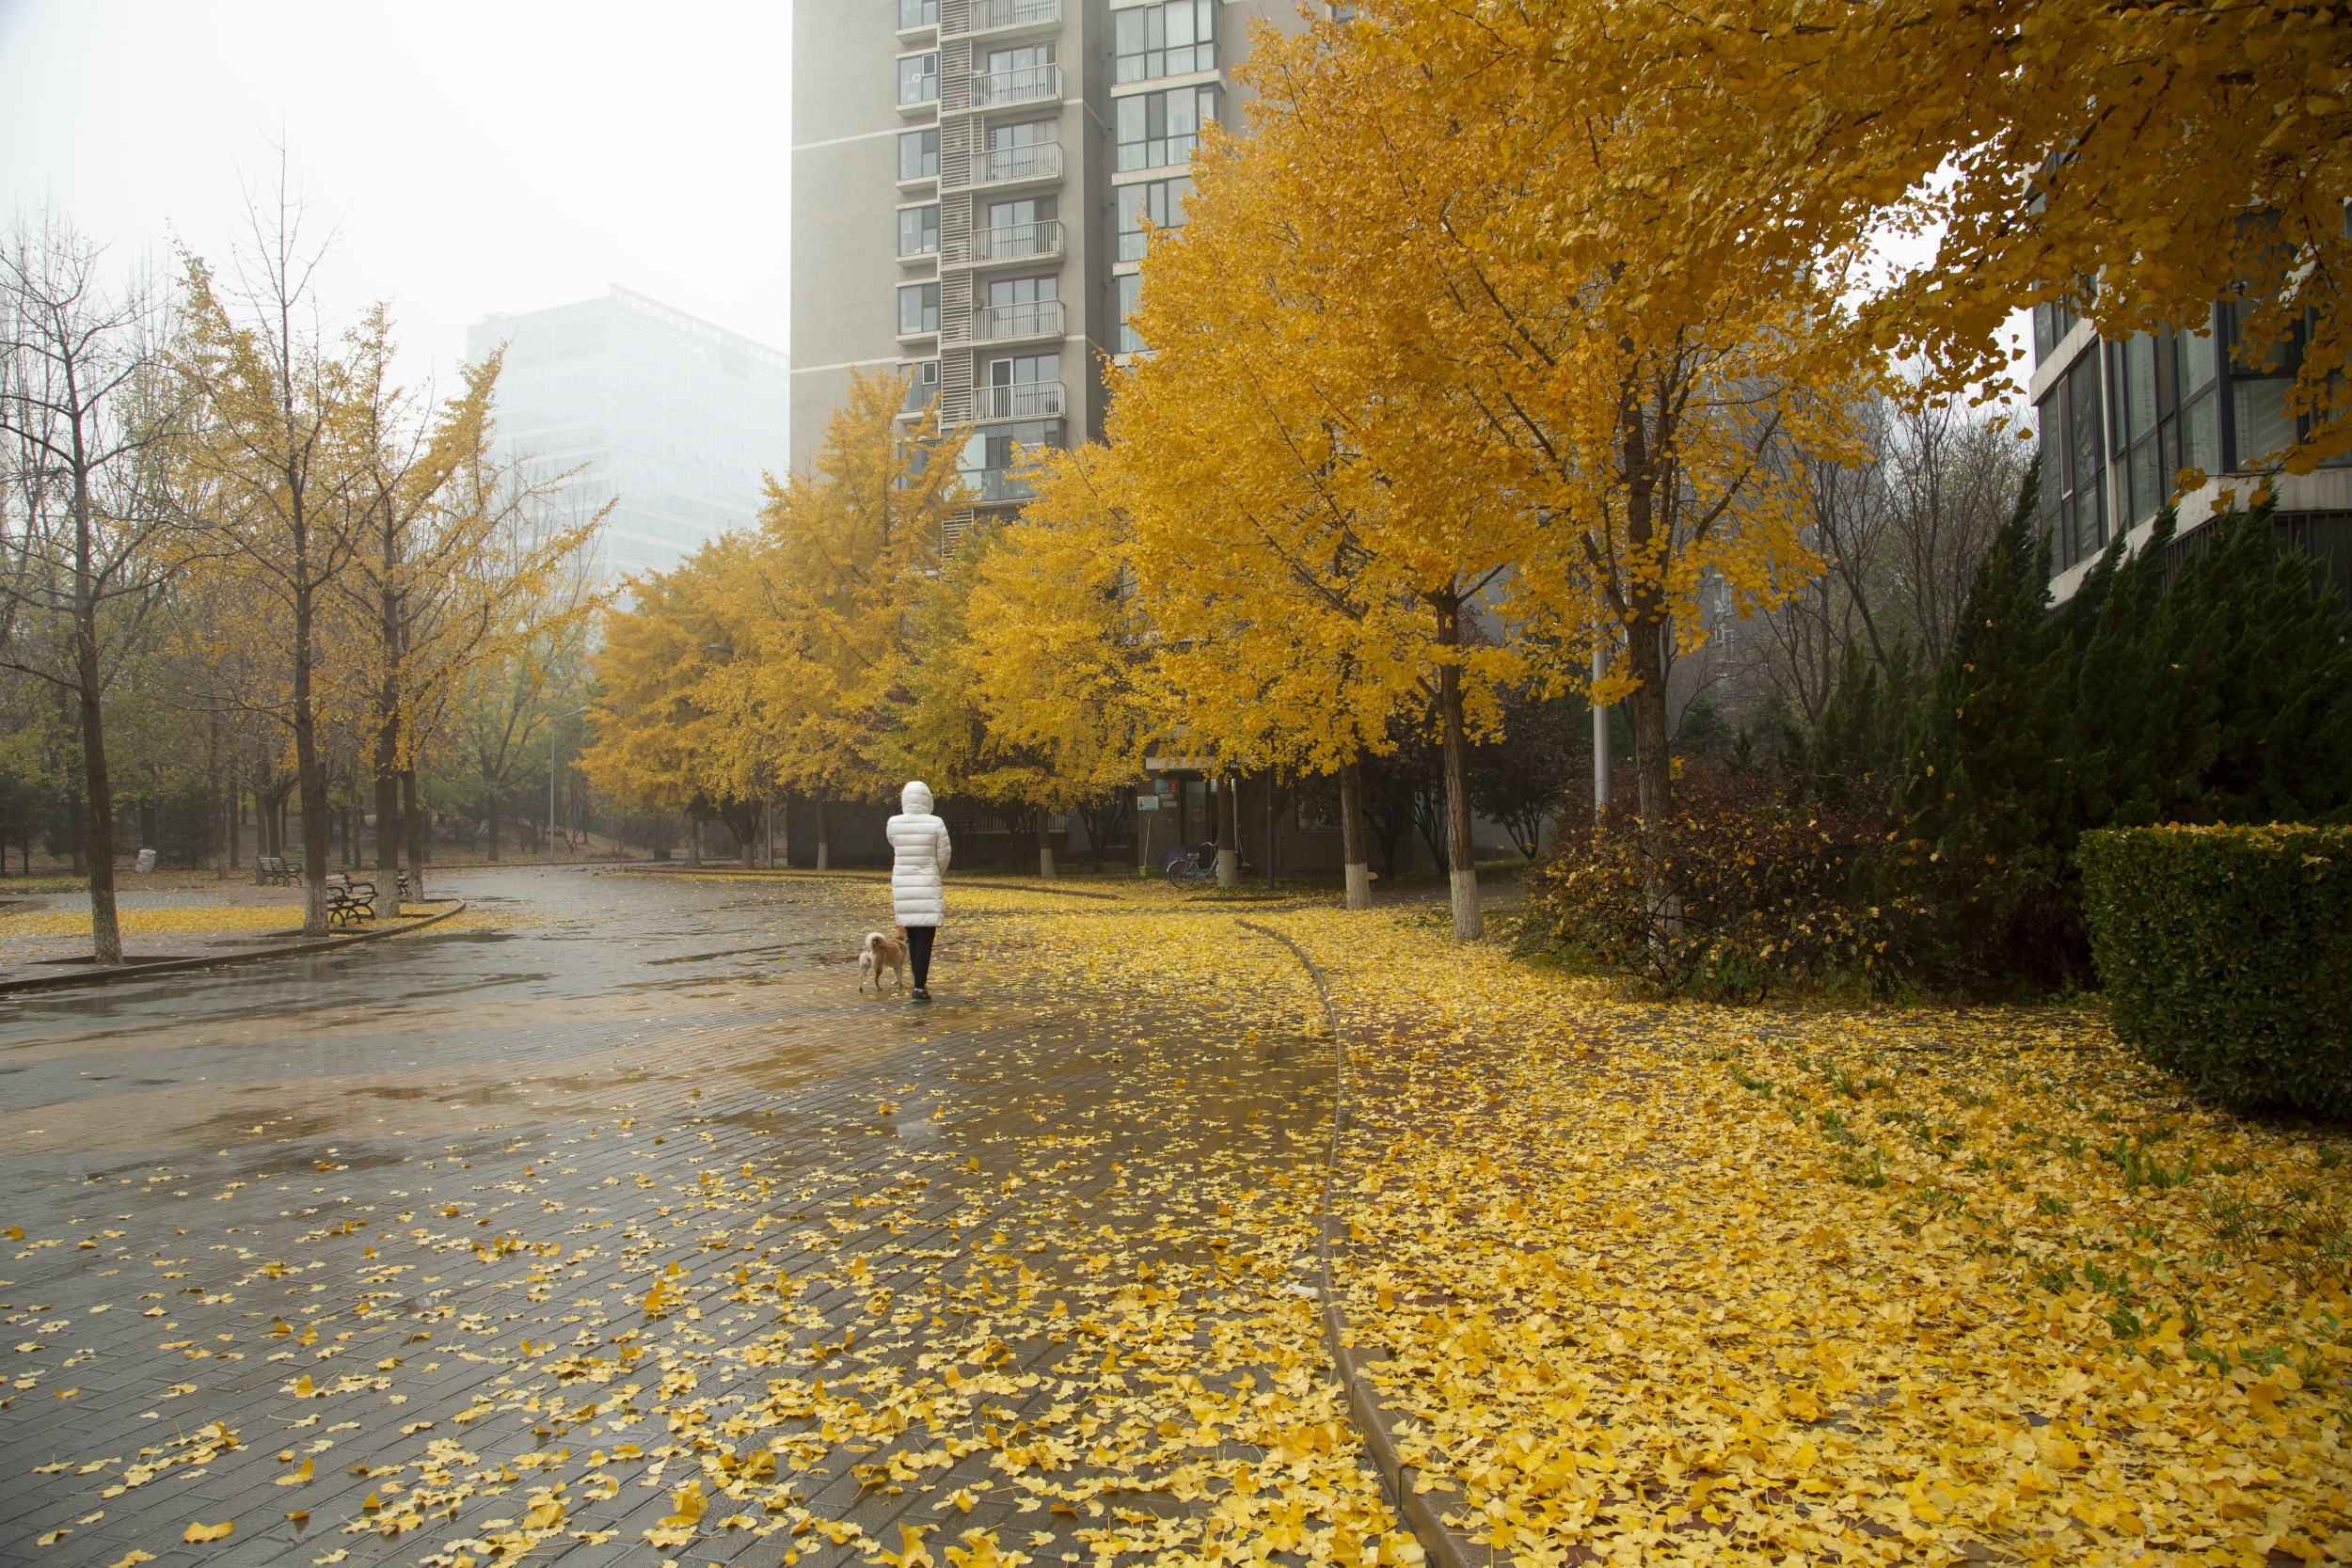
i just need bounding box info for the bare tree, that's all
[1750,388,2026,733]
[1884,397,2026,668]
[0,208,180,964]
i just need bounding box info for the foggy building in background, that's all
[467,286,789,578]
[790,0,1324,537]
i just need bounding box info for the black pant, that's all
[906,925,936,990]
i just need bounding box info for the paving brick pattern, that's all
[0,868,1346,1568]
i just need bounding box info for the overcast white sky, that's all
[0,0,794,392]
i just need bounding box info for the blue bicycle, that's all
[1161,842,1242,889]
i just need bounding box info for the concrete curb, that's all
[1234,919,1487,1568]
[0,900,468,995]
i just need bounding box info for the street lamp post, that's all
[550,705,591,863]
[1592,643,1613,817]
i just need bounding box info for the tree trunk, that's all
[815,800,830,871]
[402,769,426,902]
[688,812,704,867]
[1040,834,1056,879]
[77,673,120,964]
[69,782,85,875]
[1215,775,1238,887]
[1340,758,1372,910]
[1434,596,1483,941]
[1264,771,1279,891]
[486,789,501,861]
[1624,614,1679,932]
[374,729,400,904]
[226,785,239,872]
[1619,398,1679,928]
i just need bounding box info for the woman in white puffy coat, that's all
[885,780,953,1000]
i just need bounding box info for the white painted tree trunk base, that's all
[817,843,831,872]
[1039,845,1056,879]
[1215,849,1238,889]
[1344,862,1372,911]
[1450,866,1484,941]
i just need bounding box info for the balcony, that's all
[968,64,1062,108]
[950,0,1060,34]
[971,141,1062,187]
[981,380,1066,420]
[970,220,1063,264]
[974,298,1066,343]
[963,467,1041,505]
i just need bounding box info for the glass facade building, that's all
[2032,294,2352,606]
[466,287,789,579]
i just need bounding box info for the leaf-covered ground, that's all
[12,872,2345,1568]
[1282,907,2352,1567]
[2,872,1403,1568]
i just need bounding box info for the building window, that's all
[898,203,940,257]
[974,43,1058,106]
[1116,177,1192,262]
[986,42,1055,72]
[2037,353,2108,575]
[978,276,1059,341]
[2174,318,2219,480]
[899,0,939,24]
[898,128,939,182]
[989,276,1057,307]
[898,52,940,105]
[990,119,1055,151]
[1115,1,1216,84]
[2066,355,2106,565]
[960,419,1068,502]
[2110,333,2161,530]
[903,358,941,415]
[1116,86,1217,172]
[980,194,1058,260]
[1118,273,1145,353]
[985,353,1062,419]
[2225,299,2301,469]
[2032,298,2077,362]
[898,281,941,335]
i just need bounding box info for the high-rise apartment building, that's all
[790,0,1318,529]
[467,286,790,578]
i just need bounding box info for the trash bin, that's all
[134,848,157,874]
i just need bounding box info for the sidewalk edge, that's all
[0,900,468,995]
[1234,918,1486,1568]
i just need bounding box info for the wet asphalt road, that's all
[0,867,1341,1568]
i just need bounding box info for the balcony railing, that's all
[962,0,1059,30]
[976,141,1062,184]
[969,64,1062,107]
[983,380,1065,420]
[971,220,1063,263]
[963,467,1040,504]
[975,298,1065,342]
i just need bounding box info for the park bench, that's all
[325,873,377,927]
[256,855,294,886]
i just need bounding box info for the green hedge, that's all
[2078,825,2352,1115]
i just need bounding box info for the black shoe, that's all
[912,988,930,1002]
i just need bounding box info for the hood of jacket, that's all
[900,780,934,816]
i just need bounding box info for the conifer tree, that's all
[1896,467,2086,977]
[2106,502,2352,826]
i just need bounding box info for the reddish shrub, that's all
[1529,769,1923,999]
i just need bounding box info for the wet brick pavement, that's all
[0,868,1355,1568]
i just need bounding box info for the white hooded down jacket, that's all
[886,781,953,927]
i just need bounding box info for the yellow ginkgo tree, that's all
[702,367,964,867]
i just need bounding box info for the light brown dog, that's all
[859,927,909,993]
